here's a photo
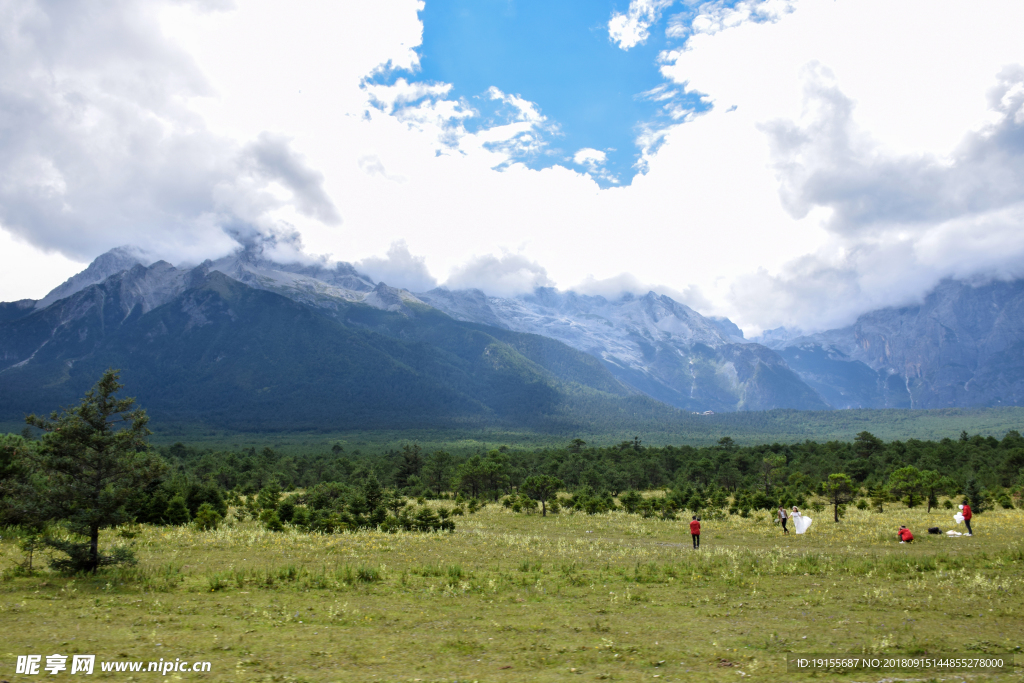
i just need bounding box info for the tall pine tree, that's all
[25,369,166,572]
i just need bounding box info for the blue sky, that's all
[374,0,710,186]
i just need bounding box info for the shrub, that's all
[257,483,282,512]
[290,506,310,529]
[357,566,382,583]
[47,538,136,574]
[278,498,296,523]
[619,491,643,514]
[193,503,222,531]
[260,509,284,532]
[165,496,191,526]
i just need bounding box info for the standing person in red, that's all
[690,516,701,549]
[962,503,973,536]
[897,525,914,543]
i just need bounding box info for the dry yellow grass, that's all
[1,499,1022,682]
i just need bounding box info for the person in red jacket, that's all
[962,503,973,536]
[897,525,914,543]
[690,516,701,549]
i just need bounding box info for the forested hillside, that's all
[0,270,690,433]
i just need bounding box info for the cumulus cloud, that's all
[242,133,341,225]
[721,63,1024,332]
[763,63,1024,236]
[688,0,795,37]
[6,0,1024,342]
[573,148,607,168]
[363,77,555,167]
[608,0,676,50]
[444,252,554,298]
[574,273,714,312]
[0,0,340,264]
[570,147,621,184]
[356,241,438,293]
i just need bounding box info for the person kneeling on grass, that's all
[898,525,914,543]
[690,516,701,549]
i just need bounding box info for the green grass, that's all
[1,501,1022,681]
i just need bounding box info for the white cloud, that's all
[573,148,607,167]
[609,0,676,50]
[444,252,554,298]
[572,148,619,184]
[575,272,713,311]
[0,0,339,267]
[357,240,438,292]
[689,0,795,37]
[762,63,1024,236]
[4,0,1024,344]
[719,56,1024,333]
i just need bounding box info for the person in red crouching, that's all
[962,503,973,536]
[690,516,701,549]
[898,526,914,543]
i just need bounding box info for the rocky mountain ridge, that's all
[4,246,829,412]
[416,286,827,412]
[7,246,1022,414]
[766,279,1024,409]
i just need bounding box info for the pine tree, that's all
[24,369,166,573]
[963,478,986,513]
[165,496,191,525]
[193,502,222,530]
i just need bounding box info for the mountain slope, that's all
[771,279,1024,409]
[417,287,829,412]
[1,246,833,414]
[0,265,690,432]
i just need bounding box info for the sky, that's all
[1,0,1024,335]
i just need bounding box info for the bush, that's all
[257,483,282,512]
[619,491,643,514]
[193,503,222,531]
[309,510,345,533]
[856,499,869,510]
[46,538,136,574]
[278,498,296,523]
[165,496,191,526]
[260,509,284,532]
[290,506,310,529]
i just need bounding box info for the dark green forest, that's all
[6,427,1020,525]
[145,430,1024,498]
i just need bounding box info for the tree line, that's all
[3,370,1022,573]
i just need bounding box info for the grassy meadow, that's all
[1,499,1023,682]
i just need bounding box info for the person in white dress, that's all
[791,506,813,534]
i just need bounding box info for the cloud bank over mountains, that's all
[1,0,1024,337]
[0,0,341,268]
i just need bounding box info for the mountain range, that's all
[2,245,1023,431]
